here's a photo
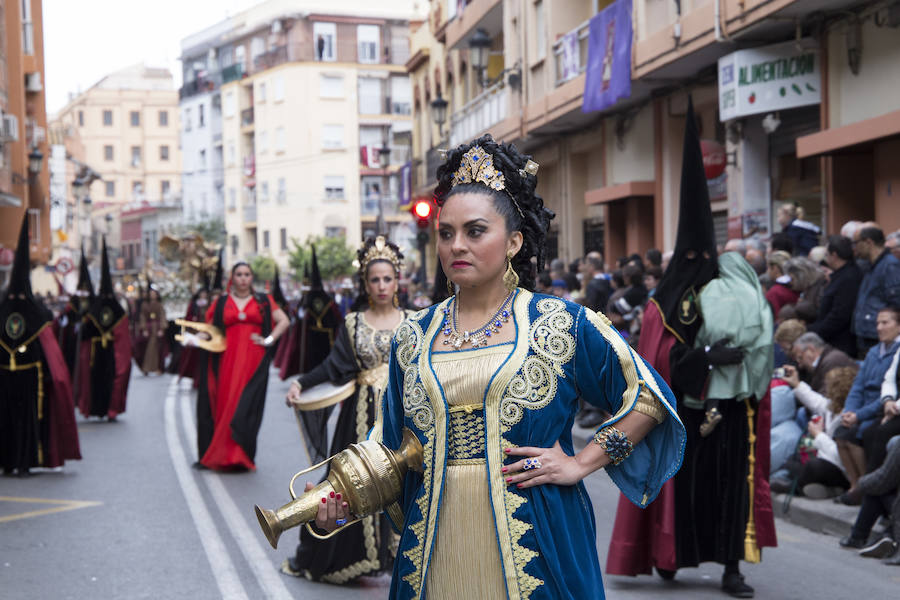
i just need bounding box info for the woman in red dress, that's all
[197,263,289,471]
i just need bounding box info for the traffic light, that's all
[411,199,433,229]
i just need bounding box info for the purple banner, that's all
[560,31,579,81]
[400,162,411,206]
[582,0,632,113]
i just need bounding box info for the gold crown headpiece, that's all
[448,146,538,219]
[354,236,402,274]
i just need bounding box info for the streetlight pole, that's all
[377,143,391,237]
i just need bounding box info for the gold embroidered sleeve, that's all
[632,387,667,424]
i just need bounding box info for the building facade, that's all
[0,0,51,288]
[409,0,900,270]
[180,0,420,269]
[51,64,182,260]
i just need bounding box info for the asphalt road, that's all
[2,368,898,599]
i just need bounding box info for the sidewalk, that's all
[572,424,858,539]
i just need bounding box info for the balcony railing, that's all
[553,19,590,87]
[241,107,254,127]
[253,46,288,72]
[179,73,223,99]
[243,204,257,223]
[361,194,399,216]
[222,63,244,84]
[449,79,509,146]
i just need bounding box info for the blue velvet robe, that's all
[377,290,686,599]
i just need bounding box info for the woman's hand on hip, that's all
[503,442,588,489]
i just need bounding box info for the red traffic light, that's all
[411,199,433,228]
[413,200,432,219]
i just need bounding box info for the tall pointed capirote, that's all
[77,244,94,298]
[271,265,287,308]
[651,95,719,346]
[6,215,32,297]
[99,236,114,295]
[309,245,324,291]
[212,247,224,291]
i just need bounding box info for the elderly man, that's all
[808,235,863,357]
[791,332,857,392]
[853,226,900,357]
[886,231,900,262]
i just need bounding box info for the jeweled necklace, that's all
[442,291,513,349]
[232,290,252,321]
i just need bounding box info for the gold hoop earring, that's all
[392,292,400,308]
[367,295,375,309]
[503,253,519,292]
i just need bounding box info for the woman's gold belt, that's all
[356,363,389,389]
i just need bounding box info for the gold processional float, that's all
[254,378,423,549]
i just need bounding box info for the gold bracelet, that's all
[593,426,634,466]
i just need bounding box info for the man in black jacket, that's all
[808,235,863,358]
[581,251,611,313]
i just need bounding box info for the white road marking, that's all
[177,382,294,600]
[163,379,250,600]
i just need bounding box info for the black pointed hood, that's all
[86,236,125,333]
[309,245,324,290]
[212,248,224,292]
[651,96,719,345]
[271,266,288,310]
[0,215,52,349]
[302,262,310,285]
[67,244,94,316]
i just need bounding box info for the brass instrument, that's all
[255,428,423,549]
[174,319,226,353]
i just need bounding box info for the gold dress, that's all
[426,344,512,598]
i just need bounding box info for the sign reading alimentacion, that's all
[718,40,821,121]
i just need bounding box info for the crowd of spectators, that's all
[536,214,900,565]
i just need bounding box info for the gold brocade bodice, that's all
[354,311,404,370]
[426,344,512,599]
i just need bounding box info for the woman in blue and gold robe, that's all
[329,136,685,599]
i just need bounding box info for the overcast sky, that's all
[44,0,259,115]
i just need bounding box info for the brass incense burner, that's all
[255,428,423,549]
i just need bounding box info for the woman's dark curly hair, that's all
[350,237,404,312]
[433,134,554,291]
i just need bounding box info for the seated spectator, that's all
[887,231,900,262]
[777,203,821,256]
[808,245,827,265]
[841,436,900,559]
[853,226,900,357]
[550,278,572,301]
[581,252,611,313]
[792,332,857,391]
[786,257,827,324]
[834,306,900,505]
[808,235,863,358]
[779,365,858,498]
[535,271,553,294]
[644,265,662,298]
[765,250,799,320]
[861,345,900,476]
[773,318,806,368]
[645,248,662,268]
[746,247,767,278]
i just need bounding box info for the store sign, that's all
[718,40,821,121]
[701,139,727,201]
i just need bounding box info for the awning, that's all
[796,109,900,158]
[585,181,655,205]
[0,191,22,207]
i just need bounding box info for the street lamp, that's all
[468,28,492,87]
[376,144,391,236]
[431,94,448,139]
[27,148,44,176]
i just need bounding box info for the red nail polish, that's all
[504,448,511,453]
[517,483,523,488]
[330,491,335,498]
[501,467,508,473]
[506,477,512,483]
[321,498,326,504]
[336,493,342,500]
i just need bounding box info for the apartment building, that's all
[52,64,182,259]
[0,0,51,288]
[410,0,900,267]
[180,0,420,270]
